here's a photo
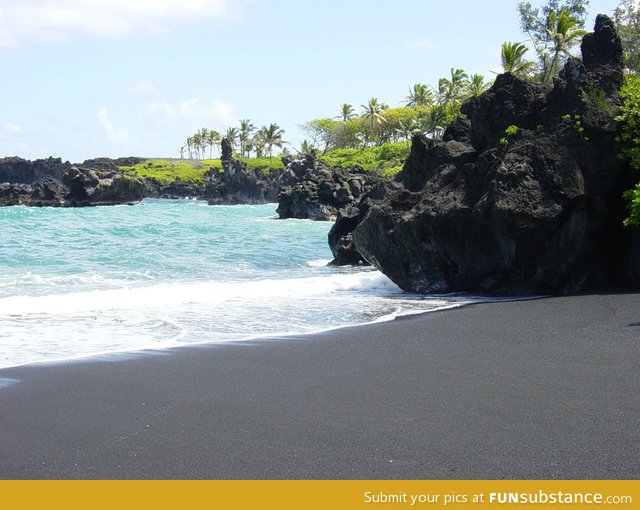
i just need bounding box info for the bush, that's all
[616,74,640,226]
[318,141,410,175]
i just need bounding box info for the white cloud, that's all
[211,99,235,126]
[131,80,158,96]
[180,98,200,114]
[0,0,248,48]
[97,107,129,143]
[3,123,21,134]
[407,38,436,52]
[145,97,236,129]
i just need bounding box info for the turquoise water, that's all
[0,199,466,369]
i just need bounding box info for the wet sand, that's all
[0,293,638,479]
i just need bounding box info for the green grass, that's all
[118,160,208,187]
[238,157,285,175]
[117,143,409,189]
[119,158,284,186]
[318,141,410,177]
[199,159,224,173]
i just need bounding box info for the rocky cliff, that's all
[0,157,145,207]
[337,15,639,295]
[205,138,283,205]
[276,154,383,223]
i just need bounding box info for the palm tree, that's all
[333,104,356,149]
[501,42,536,78]
[238,119,255,157]
[335,103,356,123]
[260,123,287,162]
[252,130,266,158]
[192,132,203,160]
[198,128,209,159]
[426,105,447,139]
[394,119,419,141]
[224,127,239,153]
[360,97,388,145]
[542,9,587,84]
[465,74,492,98]
[438,68,469,106]
[179,145,186,159]
[206,129,221,158]
[186,137,194,159]
[405,83,434,108]
[296,139,316,157]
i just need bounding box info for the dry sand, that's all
[0,293,638,479]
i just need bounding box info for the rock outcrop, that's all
[83,157,206,200]
[0,162,145,207]
[339,15,639,294]
[0,157,71,184]
[276,154,383,222]
[205,138,283,205]
[63,167,144,206]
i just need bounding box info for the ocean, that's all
[0,199,470,369]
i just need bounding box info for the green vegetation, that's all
[500,125,519,148]
[238,157,285,174]
[617,75,640,169]
[516,0,589,83]
[501,41,537,78]
[505,125,519,136]
[581,85,616,115]
[616,74,640,226]
[118,160,211,188]
[300,71,491,155]
[623,184,640,226]
[561,114,589,140]
[614,0,640,71]
[318,141,411,177]
[117,157,287,186]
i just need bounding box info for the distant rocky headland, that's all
[0,157,145,207]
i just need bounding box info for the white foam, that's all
[0,271,399,317]
[307,259,332,268]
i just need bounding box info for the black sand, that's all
[0,293,638,479]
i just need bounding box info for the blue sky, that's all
[0,0,620,162]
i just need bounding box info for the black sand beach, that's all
[0,293,638,479]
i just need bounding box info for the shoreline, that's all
[0,292,638,479]
[0,298,472,372]
[0,275,483,372]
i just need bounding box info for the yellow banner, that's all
[2,480,638,510]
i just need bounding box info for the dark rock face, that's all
[581,14,624,72]
[83,157,205,200]
[0,157,71,184]
[0,164,145,207]
[276,155,383,222]
[82,157,146,171]
[346,15,639,295]
[63,167,144,206]
[205,154,283,205]
[328,207,365,265]
[0,178,69,207]
[143,179,204,200]
[220,137,233,163]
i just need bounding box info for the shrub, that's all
[504,125,519,136]
[318,141,410,175]
[616,74,640,226]
[623,184,640,227]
